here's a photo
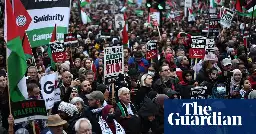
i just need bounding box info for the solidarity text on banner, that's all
[20,0,71,47]
[104,46,124,83]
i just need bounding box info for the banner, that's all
[50,41,67,62]
[164,100,256,134]
[220,8,234,28]
[20,0,71,47]
[115,14,125,29]
[104,46,124,83]
[40,73,57,110]
[11,99,47,124]
[146,40,157,60]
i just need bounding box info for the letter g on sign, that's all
[44,81,54,94]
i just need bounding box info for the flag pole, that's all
[5,38,15,133]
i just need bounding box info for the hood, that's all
[139,97,159,118]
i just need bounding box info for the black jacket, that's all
[138,97,159,134]
[135,86,152,110]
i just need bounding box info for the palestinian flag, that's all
[237,5,256,17]
[20,0,71,48]
[13,0,33,59]
[47,25,57,70]
[4,0,28,102]
[122,13,129,48]
[80,0,90,7]
[210,0,223,8]
[236,0,246,12]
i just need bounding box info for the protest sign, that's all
[185,0,192,8]
[189,48,205,59]
[40,73,57,110]
[64,33,78,44]
[11,99,47,124]
[50,42,67,62]
[205,38,215,53]
[150,12,160,26]
[20,0,71,47]
[146,40,157,60]
[115,14,125,29]
[104,46,124,83]
[190,86,207,99]
[191,36,206,49]
[220,8,234,28]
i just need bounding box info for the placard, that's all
[104,46,124,83]
[40,73,58,110]
[64,33,78,44]
[190,86,207,99]
[115,14,125,29]
[11,100,47,124]
[191,36,206,48]
[189,48,205,59]
[50,42,67,62]
[146,40,157,60]
[205,39,215,53]
[220,8,234,28]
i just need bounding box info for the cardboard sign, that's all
[40,73,58,110]
[64,33,78,44]
[146,40,157,60]
[50,42,67,62]
[115,14,125,29]
[191,36,206,48]
[189,48,205,59]
[11,100,47,124]
[104,46,124,83]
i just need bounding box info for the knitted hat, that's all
[58,101,78,117]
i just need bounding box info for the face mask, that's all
[106,113,115,122]
[148,71,155,76]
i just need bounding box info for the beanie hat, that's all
[155,94,169,107]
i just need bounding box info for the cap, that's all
[222,58,232,66]
[86,91,104,101]
[96,84,108,93]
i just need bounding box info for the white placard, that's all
[115,14,125,29]
[40,73,57,110]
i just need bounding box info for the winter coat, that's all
[138,97,159,134]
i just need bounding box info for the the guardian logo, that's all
[168,102,242,126]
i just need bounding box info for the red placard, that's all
[189,48,205,59]
[52,52,67,62]
[146,50,157,60]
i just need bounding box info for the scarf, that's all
[98,116,125,134]
[91,106,104,114]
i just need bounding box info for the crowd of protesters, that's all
[0,0,256,134]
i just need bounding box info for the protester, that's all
[2,0,256,133]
